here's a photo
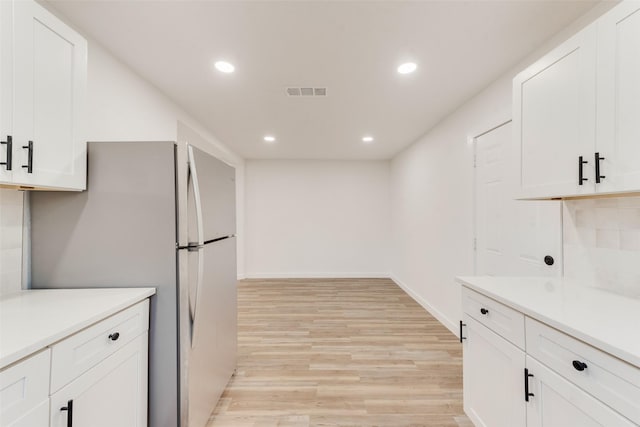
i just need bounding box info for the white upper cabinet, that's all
[514,26,597,199]
[0,0,87,191]
[0,1,13,184]
[514,0,640,199]
[596,2,640,194]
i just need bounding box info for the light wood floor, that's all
[207,278,473,427]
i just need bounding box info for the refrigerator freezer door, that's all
[187,146,236,242]
[186,237,237,427]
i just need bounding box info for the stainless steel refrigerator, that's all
[30,141,237,427]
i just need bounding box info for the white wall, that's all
[245,160,389,278]
[390,83,507,333]
[388,3,615,334]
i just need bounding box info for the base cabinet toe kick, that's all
[460,286,640,427]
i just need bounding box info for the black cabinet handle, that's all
[572,360,588,371]
[524,368,534,402]
[578,156,588,185]
[480,308,489,315]
[0,135,11,171]
[22,141,33,173]
[459,320,466,343]
[60,399,73,427]
[544,255,554,266]
[108,332,120,341]
[595,152,605,183]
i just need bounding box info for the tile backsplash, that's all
[563,196,640,297]
[0,189,24,296]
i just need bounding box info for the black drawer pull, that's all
[459,320,466,343]
[0,135,11,170]
[572,360,588,371]
[108,332,120,341]
[60,399,73,427]
[480,308,489,315]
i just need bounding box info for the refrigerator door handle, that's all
[187,146,205,246]
[188,245,204,348]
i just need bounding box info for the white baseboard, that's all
[390,274,457,336]
[243,272,390,279]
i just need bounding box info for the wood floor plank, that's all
[207,278,472,427]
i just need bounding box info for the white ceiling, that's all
[49,0,598,160]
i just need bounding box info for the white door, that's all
[50,334,148,427]
[513,25,597,198]
[596,2,640,194]
[463,315,526,427]
[0,0,13,183]
[12,0,86,190]
[475,121,561,276]
[526,356,636,427]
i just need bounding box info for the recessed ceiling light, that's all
[397,62,417,74]
[263,135,276,143]
[362,136,374,143]
[214,61,235,73]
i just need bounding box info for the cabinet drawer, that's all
[50,300,149,393]
[526,317,640,424]
[0,349,50,427]
[462,287,525,349]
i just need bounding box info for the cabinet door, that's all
[596,2,640,194]
[513,25,597,199]
[462,315,526,427]
[0,0,12,183]
[50,333,148,427]
[526,356,635,427]
[12,0,87,190]
[0,349,50,427]
[7,400,49,427]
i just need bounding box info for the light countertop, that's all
[0,288,156,369]
[456,276,640,368]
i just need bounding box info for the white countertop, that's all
[456,276,640,369]
[0,288,155,369]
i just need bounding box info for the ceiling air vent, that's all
[286,87,327,97]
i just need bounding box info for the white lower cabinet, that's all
[0,350,50,427]
[0,299,150,427]
[525,356,636,427]
[462,315,526,427]
[50,332,148,427]
[461,286,638,427]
